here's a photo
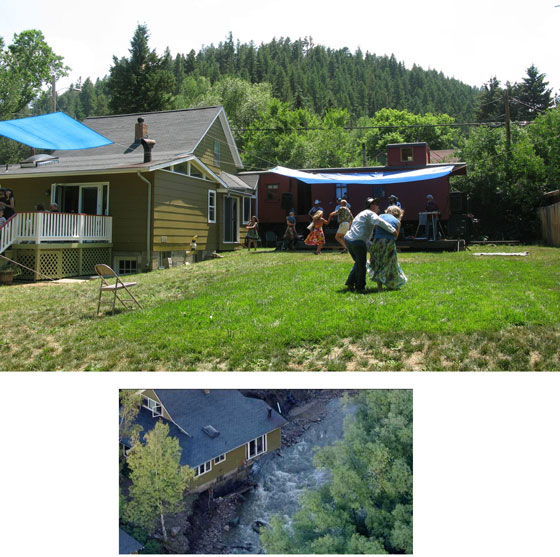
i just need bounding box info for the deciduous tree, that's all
[261,390,413,554]
[124,421,193,542]
[0,30,68,119]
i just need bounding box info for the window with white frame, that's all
[190,163,204,179]
[335,184,347,200]
[173,162,188,175]
[247,434,267,459]
[194,460,212,477]
[208,190,216,223]
[213,453,226,465]
[214,140,220,166]
[142,396,162,417]
[116,258,138,276]
[242,197,252,224]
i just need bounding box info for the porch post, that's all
[35,213,43,244]
[79,214,85,243]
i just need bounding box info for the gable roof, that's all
[2,106,243,177]
[132,390,287,468]
[220,171,256,195]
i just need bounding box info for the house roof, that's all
[131,390,287,468]
[430,149,461,163]
[220,171,256,195]
[2,106,243,177]
[119,528,143,554]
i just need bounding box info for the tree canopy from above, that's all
[260,390,413,554]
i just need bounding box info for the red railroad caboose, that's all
[239,142,466,241]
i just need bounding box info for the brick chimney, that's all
[135,117,148,141]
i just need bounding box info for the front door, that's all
[224,197,238,243]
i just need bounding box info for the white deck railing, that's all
[0,212,112,253]
[0,215,18,254]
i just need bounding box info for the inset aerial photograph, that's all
[119,389,413,554]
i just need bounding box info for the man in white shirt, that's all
[344,197,397,293]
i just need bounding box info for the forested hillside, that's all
[33,32,479,123]
[173,34,479,121]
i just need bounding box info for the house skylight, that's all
[20,154,59,168]
[202,425,220,438]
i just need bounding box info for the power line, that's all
[233,120,532,134]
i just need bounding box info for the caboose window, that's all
[400,147,414,162]
[266,184,279,201]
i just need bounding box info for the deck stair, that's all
[0,215,17,255]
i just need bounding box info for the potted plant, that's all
[0,259,21,285]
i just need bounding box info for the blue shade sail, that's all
[0,112,112,150]
[269,165,454,184]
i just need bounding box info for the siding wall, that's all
[191,427,282,490]
[538,202,560,246]
[1,172,149,260]
[153,170,219,253]
[194,118,238,175]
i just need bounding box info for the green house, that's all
[0,107,255,279]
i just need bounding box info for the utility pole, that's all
[51,76,57,113]
[504,84,511,150]
[504,82,512,181]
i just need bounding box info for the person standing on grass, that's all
[246,216,260,251]
[368,205,407,291]
[329,199,353,253]
[304,210,331,255]
[282,210,297,250]
[343,197,397,293]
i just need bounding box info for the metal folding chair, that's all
[94,264,142,315]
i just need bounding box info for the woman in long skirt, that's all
[369,205,407,291]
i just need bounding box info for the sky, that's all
[1,0,558,96]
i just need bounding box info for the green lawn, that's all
[1,246,559,371]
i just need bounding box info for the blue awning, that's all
[269,165,454,184]
[0,112,112,150]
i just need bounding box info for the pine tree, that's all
[475,76,504,121]
[107,24,176,114]
[513,65,553,120]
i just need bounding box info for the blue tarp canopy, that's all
[0,112,112,150]
[269,165,454,184]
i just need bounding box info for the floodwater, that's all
[223,396,353,554]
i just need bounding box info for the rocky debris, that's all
[187,491,246,554]
[251,519,269,533]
